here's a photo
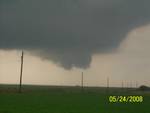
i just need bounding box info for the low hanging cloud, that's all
[0,0,150,69]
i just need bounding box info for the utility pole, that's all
[106,77,109,93]
[136,81,138,88]
[130,82,132,89]
[107,77,109,88]
[19,51,24,93]
[81,72,84,90]
[122,81,124,89]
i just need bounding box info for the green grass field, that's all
[0,85,149,113]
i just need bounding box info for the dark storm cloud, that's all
[0,0,150,69]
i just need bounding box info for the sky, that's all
[0,0,150,87]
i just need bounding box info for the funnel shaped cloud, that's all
[0,0,150,69]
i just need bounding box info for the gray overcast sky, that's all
[0,0,150,86]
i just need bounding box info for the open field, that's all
[0,84,150,113]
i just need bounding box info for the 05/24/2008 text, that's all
[109,96,143,103]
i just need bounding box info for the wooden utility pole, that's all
[122,81,124,89]
[130,82,132,89]
[81,72,83,90]
[136,81,138,88]
[107,77,109,88]
[106,77,109,94]
[19,51,24,93]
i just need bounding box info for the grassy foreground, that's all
[0,85,149,113]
